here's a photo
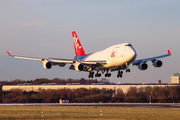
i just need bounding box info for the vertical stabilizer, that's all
[72,31,86,56]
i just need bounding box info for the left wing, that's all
[132,50,171,65]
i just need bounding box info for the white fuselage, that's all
[83,43,137,69]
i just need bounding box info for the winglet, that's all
[168,50,171,55]
[7,51,11,56]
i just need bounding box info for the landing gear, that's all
[117,70,123,78]
[105,69,111,77]
[95,70,101,77]
[125,63,130,73]
[126,68,130,72]
[105,73,111,77]
[95,73,101,77]
[88,71,94,78]
[89,70,101,78]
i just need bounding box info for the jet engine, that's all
[152,60,162,67]
[138,62,148,70]
[74,63,84,71]
[41,60,52,69]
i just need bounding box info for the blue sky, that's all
[0,0,180,83]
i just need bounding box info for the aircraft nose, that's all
[127,47,137,63]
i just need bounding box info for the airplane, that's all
[7,31,171,78]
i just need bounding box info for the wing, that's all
[132,50,171,65]
[7,51,43,60]
[7,51,73,67]
[7,51,106,68]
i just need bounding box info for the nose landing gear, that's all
[126,68,130,72]
[125,63,131,73]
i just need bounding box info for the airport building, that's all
[2,83,179,94]
[171,73,180,83]
[2,73,180,94]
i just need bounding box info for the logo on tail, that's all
[72,31,86,56]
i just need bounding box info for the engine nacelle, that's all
[74,63,84,71]
[41,60,52,69]
[138,62,148,70]
[152,60,162,68]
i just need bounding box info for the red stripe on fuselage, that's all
[82,52,96,61]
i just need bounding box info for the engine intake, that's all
[42,60,52,69]
[152,60,162,67]
[74,63,84,71]
[138,62,148,70]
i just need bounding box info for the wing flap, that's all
[48,58,75,63]
[48,57,106,65]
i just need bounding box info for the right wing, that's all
[7,51,43,60]
[7,51,106,68]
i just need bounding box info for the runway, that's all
[1,103,180,109]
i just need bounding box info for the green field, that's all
[0,105,179,120]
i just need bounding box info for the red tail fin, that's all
[72,31,86,56]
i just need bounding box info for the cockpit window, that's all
[125,44,132,47]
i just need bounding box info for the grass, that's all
[0,105,179,120]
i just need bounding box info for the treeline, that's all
[1,86,180,103]
[0,88,114,103]
[0,78,110,86]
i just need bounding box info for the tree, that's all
[125,87,138,102]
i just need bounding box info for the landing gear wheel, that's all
[117,74,122,78]
[88,72,94,78]
[126,69,130,72]
[105,73,111,77]
[117,70,123,78]
[105,69,111,77]
[95,70,101,77]
[120,74,122,78]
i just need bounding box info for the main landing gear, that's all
[88,71,94,78]
[88,70,101,78]
[88,68,131,78]
[117,70,123,78]
[117,68,130,78]
[105,69,111,77]
[95,70,101,77]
